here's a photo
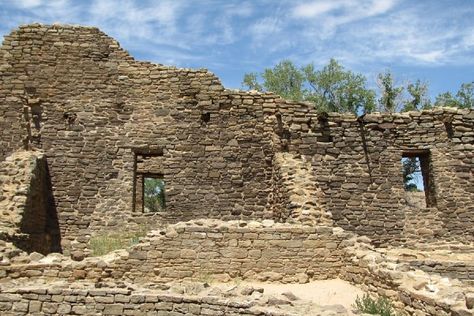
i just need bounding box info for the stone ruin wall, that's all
[0,285,278,316]
[0,24,277,254]
[0,220,472,315]
[0,150,60,254]
[0,220,349,284]
[276,107,474,245]
[0,24,473,254]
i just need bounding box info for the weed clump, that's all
[353,294,396,316]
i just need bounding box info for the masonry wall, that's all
[273,106,474,244]
[0,24,276,252]
[0,220,350,285]
[111,221,350,284]
[0,286,274,316]
[0,150,60,254]
[0,24,473,251]
[1,220,473,316]
[341,242,474,316]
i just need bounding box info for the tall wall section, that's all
[0,24,473,251]
[0,24,276,252]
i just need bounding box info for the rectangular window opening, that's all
[401,150,436,208]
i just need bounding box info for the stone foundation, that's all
[1,220,473,315]
[0,282,296,316]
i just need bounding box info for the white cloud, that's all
[292,1,338,19]
[346,9,471,65]
[10,0,43,9]
[280,0,473,67]
[249,16,282,41]
[226,1,254,17]
[291,0,398,21]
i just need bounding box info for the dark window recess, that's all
[63,112,77,125]
[201,112,211,123]
[444,121,454,139]
[275,113,290,152]
[317,114,333,142]
[401,150,436,207]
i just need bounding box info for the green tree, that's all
[242,72,263,92]
[434,81,474,109]
[434,92,460,108]
[262,60,305,101]
[242,59,375,114]
[303,59,375,114]
[243,60,304,101]
[403,80,431,111]
[144,178,165,212]
[402,157,421,191]
[456,82,474,108]
[377,70,404,112]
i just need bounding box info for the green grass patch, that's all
[90,226,148,256]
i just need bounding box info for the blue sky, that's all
[1,0,473,100]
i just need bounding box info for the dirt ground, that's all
[242,278,365,315]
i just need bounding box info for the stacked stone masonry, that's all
[0,220,349,284]
[1,24,473,251]
[0,150,60,254]
[0,283,295,316]
[0,220,473,315]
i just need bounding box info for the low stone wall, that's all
[112,220,351,283]
[0,284,291,316]
[377,246,474,285]
[1,220,474,315]
[342,241,474,315]
[0,220,352,284]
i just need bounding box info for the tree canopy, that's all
[242,59,472,114]
[377,70,404,113]
[144,178,166,212]
[243,59,375,114]
[403,80,431,112]
[434,82,474,109]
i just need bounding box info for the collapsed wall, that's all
[0,23,473,251]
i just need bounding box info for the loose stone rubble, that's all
[0,23,473,315]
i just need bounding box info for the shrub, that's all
[353,294,395,316]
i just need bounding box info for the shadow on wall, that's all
[16,157,62,254]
